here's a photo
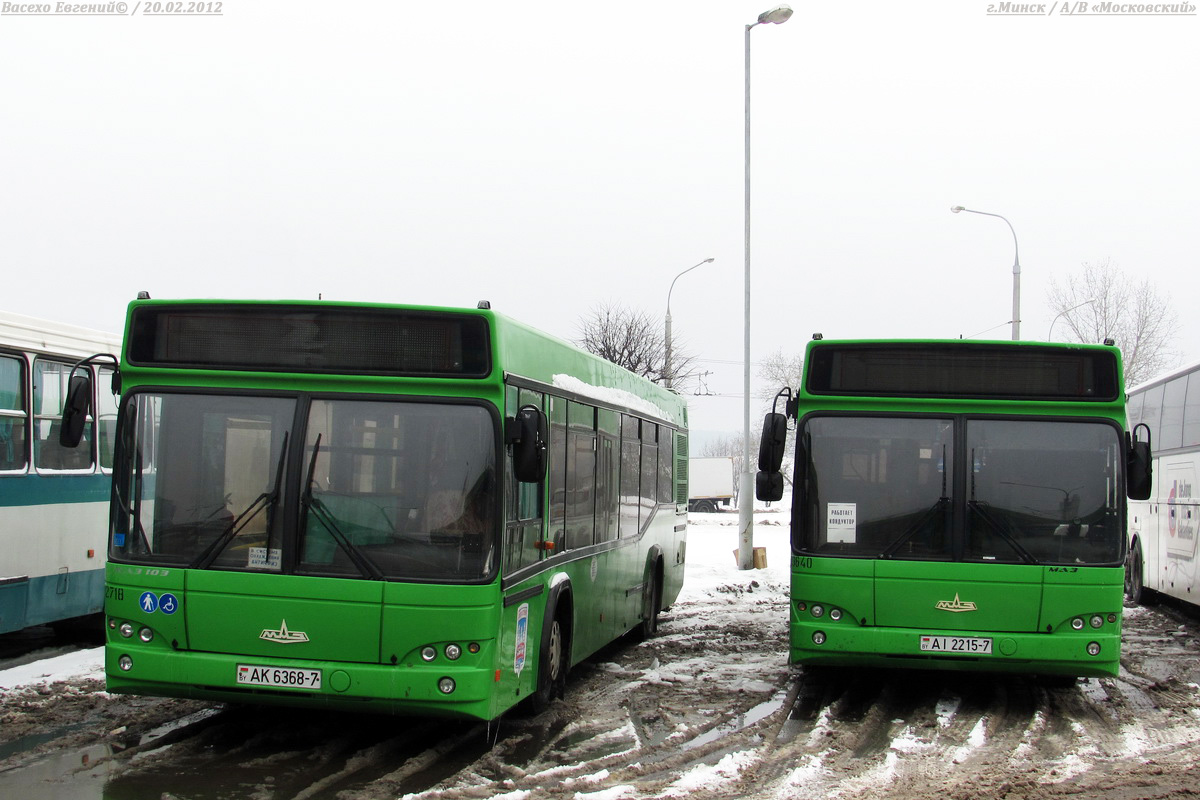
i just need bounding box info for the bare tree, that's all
[756,348,804,404]
[751,349,804,491]
[576,302,699,390]
[1048,259,1178,386]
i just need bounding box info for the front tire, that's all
[636,570,662,641]
[530,610,567,713]
[1126,541,1156,606]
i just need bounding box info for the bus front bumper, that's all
[790,622,1120,678]
[104,646,503,719]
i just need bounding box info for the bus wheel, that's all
[531,612,566,713]
[1126,542,1156,606]
[636,571,662,641]
[693,500,715,513]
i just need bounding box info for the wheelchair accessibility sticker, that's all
[139,592,179,615]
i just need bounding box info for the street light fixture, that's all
[740,5,793,571]
[664,257,714,390]
[951,205,1021,341]
[1048,298,1095,341]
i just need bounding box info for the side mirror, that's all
[758,412,788,473]
[1127,424,1152,501]
[59,374,92,448]
[756,470,784,502]
[511,404,547,483]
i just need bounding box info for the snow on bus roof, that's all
[552,374,670,422]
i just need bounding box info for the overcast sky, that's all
[1,1,1196,434]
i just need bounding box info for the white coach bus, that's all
[1126,358,1200,606]
[0,310,120,634]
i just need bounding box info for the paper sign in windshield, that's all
[827,502,857,544]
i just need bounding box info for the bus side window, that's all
[505,387,544,572]
[0,354,27,471]
[33,359,94,471]
[97,367,119,470]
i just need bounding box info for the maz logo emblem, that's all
[935,594,978,613]
[259,620,310,643]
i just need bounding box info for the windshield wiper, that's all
[880,496,952,558]
[190,432,289,569]
[881,445,951,558]
[967,500,1038,564]
[300,435,383,580]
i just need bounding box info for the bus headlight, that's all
[1071,618,1085,631]
[1090,615,1104,629]
[118,655,134,671]
[812,631,826,645]
[811,604,825,618]
[421,646,437,662]
[138,627,154,643]
[1087,642,1102,656]
[438,677,456,694]
[119,622,134,638]
[444,644,462,661]
[829,608,842,621]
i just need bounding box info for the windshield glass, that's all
[298,398,496,581]
[111,393,498,581]
[110,393,294,570]
[966,419,1122,564]
[799,416,954,559]
[797,415,1123,566]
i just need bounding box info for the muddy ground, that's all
[3,579,1200,800]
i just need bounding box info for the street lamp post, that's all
[951,206,1021,341]
[740,5,793,571]
[1048,298,1095,341]
[664,257,714,390]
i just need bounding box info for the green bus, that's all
[72,298,688,720]
[755,339,1151,679]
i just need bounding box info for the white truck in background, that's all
[688,457,735,513]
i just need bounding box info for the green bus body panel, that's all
[185,573,384,663]
[107,563,518,719]
[790,556,1123,677]
[873,561,1044,633]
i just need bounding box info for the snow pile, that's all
[551,374,670,422]
[0,646,103,691]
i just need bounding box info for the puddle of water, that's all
[0,722,86,761]
[135,707,224,748]
[0,743,115,800]
[0,707,227,800]
[682,687,789,752]
[545,726,638,765]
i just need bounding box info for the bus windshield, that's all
[110,393,497,581]
[797,415,1123,566]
